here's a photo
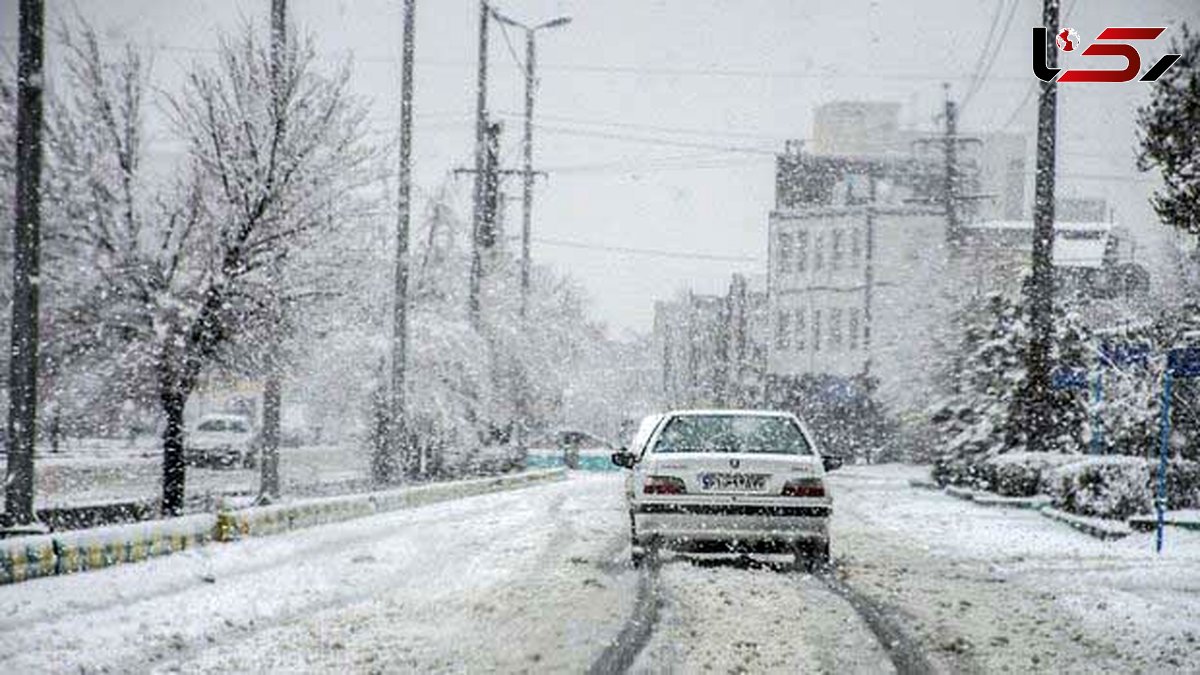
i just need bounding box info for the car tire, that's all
[796,540,831,573]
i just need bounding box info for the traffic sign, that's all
[1051,367,1088,390]
[1167,346,1200,378]
[1100,341,1151,368]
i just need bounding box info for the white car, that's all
[611,410,840,570]
[185,413,258,469]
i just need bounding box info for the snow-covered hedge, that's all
[981,452,1080,497]
[1047,457,1200,519]
[933,452,1078,497]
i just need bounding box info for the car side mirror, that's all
[822,455,844,472]
[611,447,636,469]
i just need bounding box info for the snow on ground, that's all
[5,464,1199,673]
[828,464,1200,673]
[0,474,636,673]
[634,561,894,674]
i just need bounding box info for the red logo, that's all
[1056,28,1080,51]
[1033,27,1181,83]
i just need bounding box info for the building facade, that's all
[655,274,768,408]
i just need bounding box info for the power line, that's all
[494,18,525,73]
[961,0,1021,110]
[962,0,1009,103]
[531,236,763,263]
[990,0,1080,131]
[0,34,1032,83]
[533,124,779,155]
[494,110,793,142]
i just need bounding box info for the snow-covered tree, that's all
[43,23,373,514]
[1137,23,1200,244]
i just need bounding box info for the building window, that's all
[813,232,824,270]
[848,308,860,350]
[795,231,808,273]
[851,227,863,262]
[829,308,843,349]
[831,229,843,270]
[777,233,793,275]
[812,309,821,352]
[776,311,790,350]
[794,309,806,351]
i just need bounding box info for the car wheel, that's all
[796,540,831,573]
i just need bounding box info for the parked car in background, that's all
[185,413,259,469]
[611,409,841,569]
[526,429,616,471]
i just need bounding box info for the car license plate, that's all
[699,473,768,492]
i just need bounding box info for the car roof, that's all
[197,413,252,423]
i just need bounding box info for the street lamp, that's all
[488,6,570,461]
[488,7,571,321]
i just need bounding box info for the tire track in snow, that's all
[587,560,661,675]
[816,566,934,675]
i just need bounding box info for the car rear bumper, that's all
[632,501,829,548]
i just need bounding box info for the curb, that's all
[938,484,1050,510]
[1127,514,1200,533]
[1038,506,1131,540]
[1,469,564,585]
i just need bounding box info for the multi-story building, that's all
[655,274,768,408]
[768,148,951,412]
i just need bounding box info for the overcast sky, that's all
[3,0,1197,334]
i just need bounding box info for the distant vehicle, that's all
[610,409,841,569]
[185,413,258,469]
[526,429,616,471]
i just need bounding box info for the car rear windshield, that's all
[651,415,813,455]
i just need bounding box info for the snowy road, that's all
[3,466,1199,673]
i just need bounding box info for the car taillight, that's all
[643,475,687,495]
[781,478,825,498]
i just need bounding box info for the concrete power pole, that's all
[1026,0,1060,453]
[914,84,982,250]
[259,0,287,502]
[942,87,961,248]
[4,0,44,530]
[468,0,489,330]
[394,0,417,475]
[519,31,535,320]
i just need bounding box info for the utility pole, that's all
[488,7,570,457]
[394,0,417,476]
[468,0,489,330]
[914,84,983,249]
[482,121,502,247]
[4,0,44,531]
[942,86,961,248]
[518,31,535,320]
[1026,0,1060,453]
[258,0,287,502]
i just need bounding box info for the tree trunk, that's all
[160,387,187,517]
[259,373,281,500]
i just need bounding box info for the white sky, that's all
[2,0,1197,334]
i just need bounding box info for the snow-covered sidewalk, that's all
[829,464,1200,672]
[0,474,637,673]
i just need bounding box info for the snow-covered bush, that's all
[1048,457,1200,519]
[980,452,1078,497]
[1049,457,1153,518]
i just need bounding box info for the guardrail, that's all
[1,468,565,585]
